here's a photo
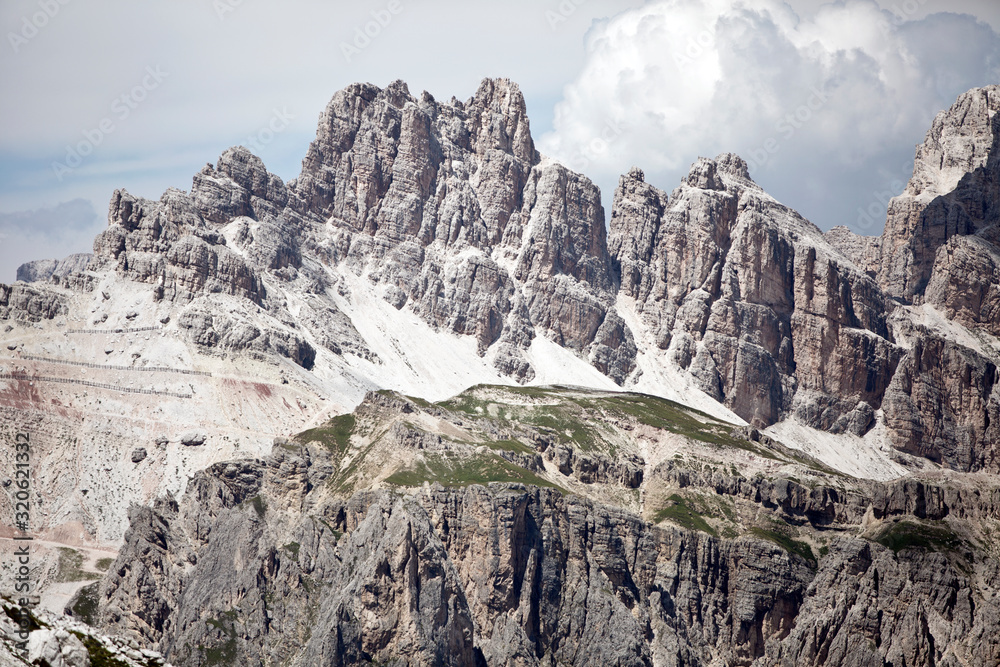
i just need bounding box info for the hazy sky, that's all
[2,0,999,281]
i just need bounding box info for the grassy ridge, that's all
[386,452,565,492]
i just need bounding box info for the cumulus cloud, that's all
[539,0,1000,234]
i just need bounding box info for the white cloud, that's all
[0,199,100,283]
[539,0,1000,233]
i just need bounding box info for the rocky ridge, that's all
[87,78,633,383]
[16,254,92,285]
[69,387,1000,666]
[609,158,899,436]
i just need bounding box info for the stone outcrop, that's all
[289,77,633,381]
[85,443,1000,666]
[881,320,998,470]
[16,252,92,283]
[878,85,1000,303]
[541,440,643,488]
[92,182,267,305]
[609,157,900,432]
[177,298,317,369]
[0,282,68,321]
[0,597,172,667]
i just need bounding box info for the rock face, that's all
[0,282,68,321]
[86,441,1000,667]
[924,233,1000,336]
[609,158,899,432]
[878,85,1000,303]
[881,319,998,470]
[16,252,92,283]
[290,78,632,381]
[604,86,1000,470]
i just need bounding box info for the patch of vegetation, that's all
[589,392,789,461]
[437,393,491,416]
[385,452,565,492]
[524,408,599,451]
[654,495,718,536]
[404,395,433,408]
[439,386,601,449]
[282,542,300,561]
[451,386,719,457]
[54,547,100,583]
[70,582,99,625]
[295,413,356,454]
[704,494,737,523]
[72,632,129,667]
[95,557,114,572]
[874,520,966,555]
[243,495,266,518]
[495,385,561,399]
[485,439,534,455]
[749,527,816,566]
[203,611,239,666]
[328,441,379,495]
[315,516,343,539]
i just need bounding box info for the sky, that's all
[2,0,999,282]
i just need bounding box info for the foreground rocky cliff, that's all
[70,388,1000,666]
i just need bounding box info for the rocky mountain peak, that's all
[468,77,537,163]
[878,84,1000,302]
[714,152,752,180]
[683,156,726,191]
[907,84,1000,199]
[681,153,754,192]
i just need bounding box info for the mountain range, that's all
[2,78,999,666]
